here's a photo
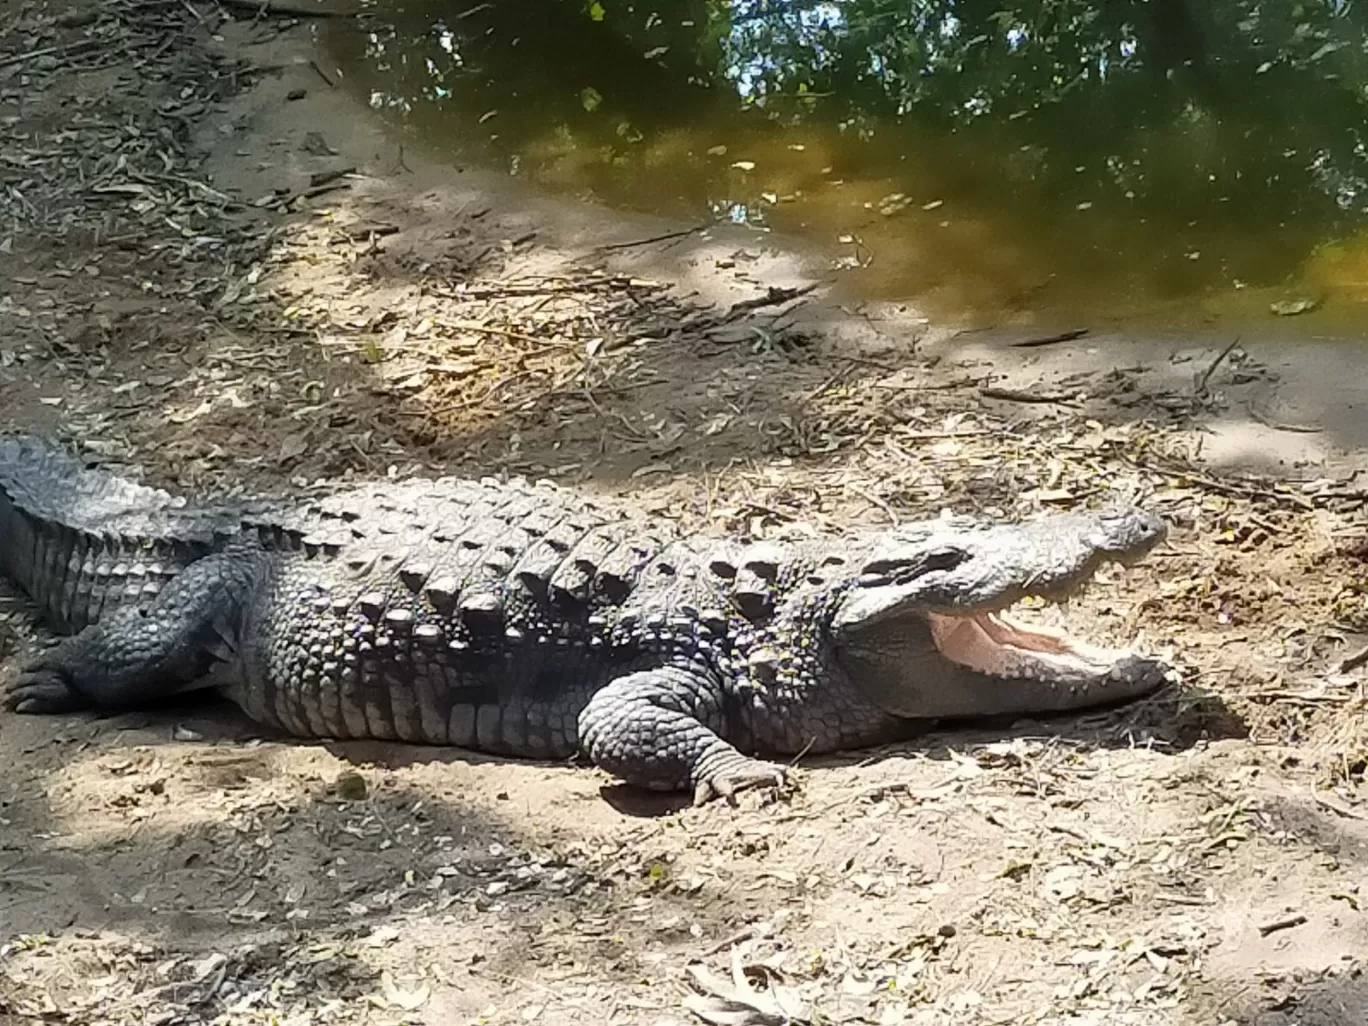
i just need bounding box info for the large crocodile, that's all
[0,434,1172,802]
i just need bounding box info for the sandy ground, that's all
[3,3,1368,1025]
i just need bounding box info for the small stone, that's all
[1270,297,1317,317]
[335,770,368,801]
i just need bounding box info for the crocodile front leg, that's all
[577,667,788,805]
[3,547,266,715]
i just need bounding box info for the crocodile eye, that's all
[922,546,965,570]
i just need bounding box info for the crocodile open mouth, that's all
[926,609,1131,679]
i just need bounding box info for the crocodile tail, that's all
[0,436,243,632]
[0,435,188,528]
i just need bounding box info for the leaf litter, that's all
[3,0,1368,1024]
[684,945,811,1026]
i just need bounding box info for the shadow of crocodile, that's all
[0,681,1245,818]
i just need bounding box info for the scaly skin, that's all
[1,436,1173,802]
[0,435,266,631]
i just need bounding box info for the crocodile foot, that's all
[4,667,87,714]
[692,755,789,806]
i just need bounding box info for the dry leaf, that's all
[279,434,309,461]
[683,947,810,1026]
[169,399,212,423]
[379,971,430,1011]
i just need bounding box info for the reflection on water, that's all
[322,0,1368,329]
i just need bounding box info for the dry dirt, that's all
[4,3,1368,1025]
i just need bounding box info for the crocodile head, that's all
[828,505,1172,719]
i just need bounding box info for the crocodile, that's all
[0,434,1172,802]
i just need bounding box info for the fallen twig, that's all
[1125,455,1315,511]
[1196,335,1241,394]
[333,222,399,242]
[1256,914,1307,937]
[1246,690,1351,707]
[308,58,336,87]
[726,282,820,318]
[1153,892,1210,906]
[300,181,350,199]
[429,275,649,301]
[308,166,355,188]
[980,386,1079,406]
[595,224,709,252]
[446,321,569,347]
[214,0,355,17]
[0,38,100,71]
[1010,328,1089,349]
[700,926,758,957]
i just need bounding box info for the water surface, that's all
[323,0,1368,330]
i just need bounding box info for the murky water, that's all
[322,1,1368,330]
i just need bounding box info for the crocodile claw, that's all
[692,758,789,806]
[4,668,86,715]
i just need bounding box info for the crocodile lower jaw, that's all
[926,608,1136,680]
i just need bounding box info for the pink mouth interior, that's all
[926,609,1125,677]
